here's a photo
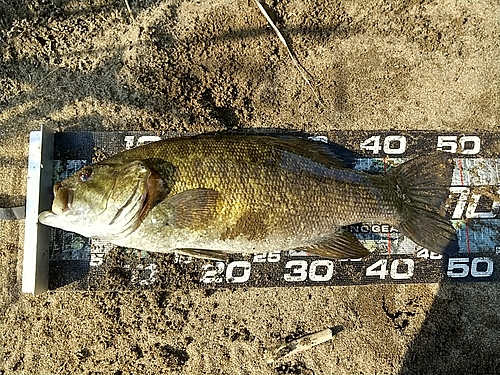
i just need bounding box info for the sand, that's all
[1,0,499,374]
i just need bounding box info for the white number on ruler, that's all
[436,135,481,154]
[360,136,407,155]
[200,261,251,284]
[360,135,481,155]
[309,260,334,282]
[449,187,500,219]
[366,259,415,280]
[365,259,389,279]
[200,262,225,283]
[416,248,443,259]
[284,260,308,282]
[124,135,162,149]
[283,260,335,282]
[447,257,494,278]
[253,251,281,263]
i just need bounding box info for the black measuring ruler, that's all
[40,131,499,291]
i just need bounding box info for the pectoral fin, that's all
[302,228,371,259]
[175,248,228,261]
[165,188,219,229]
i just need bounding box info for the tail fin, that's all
[389,153,457,254]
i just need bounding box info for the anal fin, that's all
[301,228,371,259]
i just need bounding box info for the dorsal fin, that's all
[264,136,348,170]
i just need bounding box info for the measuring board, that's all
[22,128,500,293]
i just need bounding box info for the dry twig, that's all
[265,327,339,363]
[253,0,322,105]
[124,0,135,22]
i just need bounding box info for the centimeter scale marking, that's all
[44,131,499,290]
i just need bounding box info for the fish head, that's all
[39,160,157,239]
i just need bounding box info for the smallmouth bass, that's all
[39,135,457,260]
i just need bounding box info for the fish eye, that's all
[80,169,93,182]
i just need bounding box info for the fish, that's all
[38,135,457,260]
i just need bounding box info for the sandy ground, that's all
[1,0,499,374]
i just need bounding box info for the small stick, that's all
[253,0,322,105]
[124,0,135,22]
[265,327,339,363]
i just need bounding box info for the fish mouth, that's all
[51,183,74,215]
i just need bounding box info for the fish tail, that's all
[388,153,457,254]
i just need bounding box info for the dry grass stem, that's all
[253,0,323,105]
[124,0,135,22]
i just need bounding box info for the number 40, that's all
[360,135,407,155]
[366,259,415,280]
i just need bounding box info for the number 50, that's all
[436,136,480,154]
[447,257,493,278]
